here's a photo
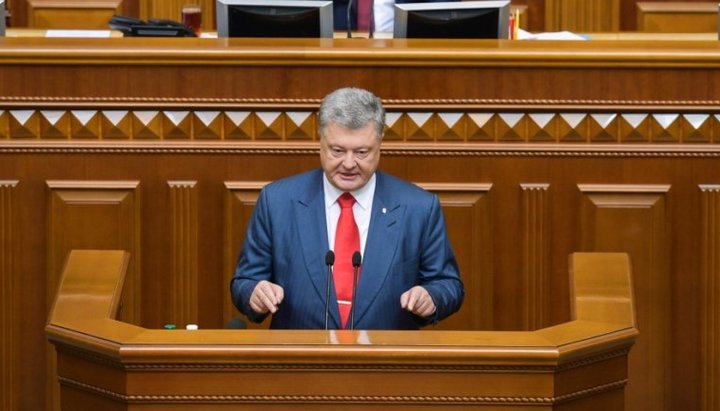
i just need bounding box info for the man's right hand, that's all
[249,280,284,314]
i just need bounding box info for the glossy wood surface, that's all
[637,1,718,32]
[46,250,637,410]
[1,36,719,411]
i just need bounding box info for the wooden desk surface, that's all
[1,36,720,68]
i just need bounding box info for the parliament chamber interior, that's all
[1,0,720,410]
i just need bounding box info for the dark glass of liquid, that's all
[182,4,202,35]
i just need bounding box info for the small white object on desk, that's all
[517,28,587,41]
[185,324,199,330]
[45,30,113,38]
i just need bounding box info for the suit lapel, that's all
[353,173,404,326]
[294,170,340,326]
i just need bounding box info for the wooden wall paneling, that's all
[700,185,720,411]
[545,0,620,32]
[46,180,142,323]
[416,183,494,331]
[0,180,19,411]
[8,0,137,27]
[168,180,198,328]
[45,180,141,411]
[26,0,122,29]
[636,1,719,33]
[511,0,545,31]
[223,182,266,328]
[520,183,550,331]
[578,184,671,411]
[141,0,215,33]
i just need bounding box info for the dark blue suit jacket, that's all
[334,0,452,31]
[231,169,464,330]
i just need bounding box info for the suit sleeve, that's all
[230,187,273,323]
[417,194,464,325]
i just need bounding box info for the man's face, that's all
[320,122,381,192]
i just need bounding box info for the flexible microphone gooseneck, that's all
[350,251,362,330]
[324,250,335,330]
[346,0,354,38]
[368,0,375,39]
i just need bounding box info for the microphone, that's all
[350,251,362,330]
[324,250,335,330]
[346,0,354,38]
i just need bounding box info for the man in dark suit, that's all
[231,87,464,330]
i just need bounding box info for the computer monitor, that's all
[216,0,333,38]
[0,0,5,37]
[393,0,510,39]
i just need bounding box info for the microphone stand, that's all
[368,0,375,39]
[350,251,362,330]
[324,251,335,330]
[346,0,354,38]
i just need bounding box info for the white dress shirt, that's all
[374,0,395,34]
[324,173,376,257]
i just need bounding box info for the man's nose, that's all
[341,152,356,168]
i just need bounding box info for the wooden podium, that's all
[46,250,637,410]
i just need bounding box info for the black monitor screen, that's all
[0,0,5,37]
[394,1,510,39]
[229,6,319,37]
[217,0,333,38]
[407,9,498,39]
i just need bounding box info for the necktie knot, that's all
[338,193,356,209]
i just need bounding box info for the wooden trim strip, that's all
[56,375,628,405]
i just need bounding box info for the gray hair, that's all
[318,87,385,139]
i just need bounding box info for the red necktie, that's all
[357,0,371,32]
[334,193,360,328]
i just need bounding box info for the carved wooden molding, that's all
[56,375,628,405]
[416,183,494,330]
[55,340,630,373]
[168,181,199,326]
[520,183,550,330]
[223,182,266,326]
[2,105,720,145]
[3,141,720,158]
[5,96,720,107]
[700,185,720,411]
[0,180,19,411]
